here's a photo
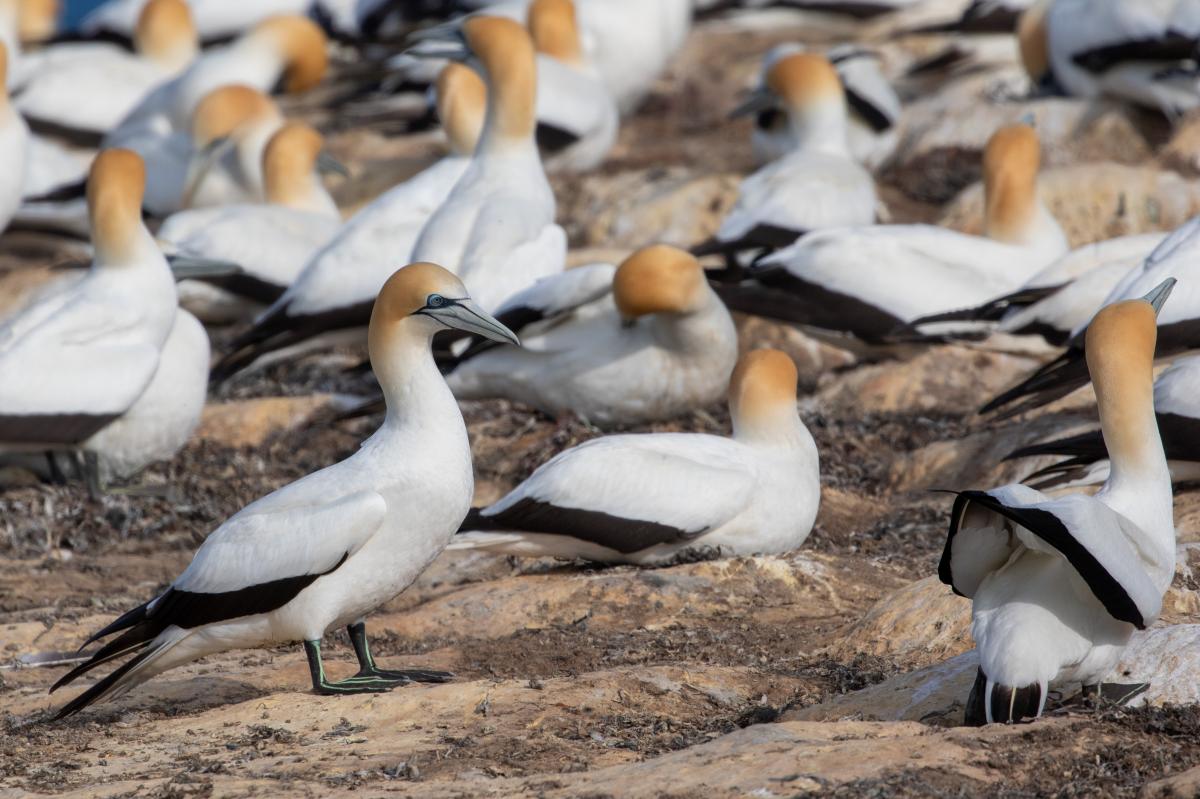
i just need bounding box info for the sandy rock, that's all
[1172,495,1200,545]
[1159,111,1200,177]
[1118,625,1200,707]
[1141,764,1200,798]
[940,163,1200,247]
[734,314,857,386]
[195,396,335,448]
[812,345,1042,416]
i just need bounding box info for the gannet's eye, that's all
[426,294,447,308]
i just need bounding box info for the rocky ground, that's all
[4,7,1200,798]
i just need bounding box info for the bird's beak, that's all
[183,136,236,208]
[1143,277,1177,316]
[404,23,470,61]
[317,150,349,178]
[425,298,521,346]
[729,88,775,120]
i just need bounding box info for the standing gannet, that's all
[1008,353,1200,489]
[694,52,877,266]
[16,0,198,144]
[160,122,343,324]
[983,217,1200,416]
[50,263,520,718]
[0,41,28,234]
[210,62,485,382]
[747,44,900,170]
[1021,0,1200,117]
[940,278,1178,724]
[445,245,739,426]
[451,348,818,565]
[712,123,1069,348]
[407,15,565,313]
[0,149,187,494]
[527,0,617,172]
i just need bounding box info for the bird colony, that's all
[2,0,1200,795]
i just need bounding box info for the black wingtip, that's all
[51,648,155,721]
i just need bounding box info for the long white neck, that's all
[372,324,464,441]
[645,290,735,356]
[786,98,850,156]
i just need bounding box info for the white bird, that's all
[451,348,819,565]
[159,121,343,324]
[907,232,1166,345]
[0,149,191,494]
[1008,352,1200,488]
[983,216,1200,415]
[1021,0,1200,118]
[210,62,486,381]
[408,15,566,313]
[49,261,521,718]
[0,40,29,235]
[939,278,1178,724]
[713,123,1069,348]
[695,52,877,265]
[526,0,617,172]
[748,44,901,170]
[15,0,198,144]
[444,244,739,426]
[78,0,310,44]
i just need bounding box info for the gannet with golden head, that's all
[210,62,486,381]
[443,244,738,426]
[941,278,1178,724]
[160,122,344,324]
[526,0,617,172]
[452,348,818,565]
[407,15,565,312]
[694,52,877,264]
[51,263,520,718]
[0,41,28,234]
[0,149,204,493]
[713,123,1068,349]
[16,0,198,142]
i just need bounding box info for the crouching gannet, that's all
[444,244,739,426]
[50,262,521,718]
[939,278,1178,725]
[450,348,818,565]
[0,149,202,494]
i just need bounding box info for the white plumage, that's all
[0,40,27,235]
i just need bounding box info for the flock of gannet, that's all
[0,0,1193,729]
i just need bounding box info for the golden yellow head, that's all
[728,348,799,425]
[190,84,278,146]
[463,15,537,141]
[982,123,1041,241]
[527,0,582,65]
[612,245,706,320]
[18,0,58,44]
[87,149,147,262]
[253,15,328,93]
[1017,0,1051,83]
[263,122,324,206]
[435,62,486,156]
[766,52,843,110]
[135,0,196,67]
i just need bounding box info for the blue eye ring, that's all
[426,294,447,308]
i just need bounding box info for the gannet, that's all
[747,44,900,170]
[444,244,739,426]
[0,0,20,90]
[712,123,1069,348]
[0,149,191,494]
[940,278,1178,724]
[210,62,485,381]
[451,348,818,564]
[16,0,198,144]
[159,122,344,324]
[0,40,28,234]
[78,0,309,45]
[1021,0,1200,118]
[984,216,1200,416]
[527,0,617,172]
[50,262,520,718]
[1008,352,1200,489]
[906,232,1165,345]
[694,52,877,266]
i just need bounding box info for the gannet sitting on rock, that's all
[939,278,1178,725]
[694,52,877,266]
[0,149,204,494]
[451,348,818,565]
[444,244,738,426]
[50,262,521,718]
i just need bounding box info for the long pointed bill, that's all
[183,136,237,208]
[1142,277,1177,316]
[427,299,520,346]
[317,150,349,178]
[404,24,469,61]
[729,89,775,120]
[167,253,244,280]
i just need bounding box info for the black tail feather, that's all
[52,648,156,721]
[979,351,1090,416]
[458,507,499,534]
[965,668,1045,725]
[1005,429,1106,463]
